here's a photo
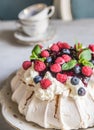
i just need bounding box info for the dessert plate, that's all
[0,74,94,130]
[14,24,55,45]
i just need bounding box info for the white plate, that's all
[0,75,94,130]
[14,24,55,45]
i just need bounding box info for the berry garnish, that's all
[50,63,61,73]
[50,44,59,52]
[62,49,70,55]
[34,60,46,72]
[73,65,81,74]
[55,57,65,64]
[22,61,32,70]
[82,66,93,77]
[46,57,52,63]
[89,44,94,52]
[40,50,49,58]
[56,73,67,83]
[62,54,71,62]
[57,42,70,49]
[71,76,80,85]
[40,78,52,89]
[78,87,86,96]
[33,75,42,83]
[82,77,90,86]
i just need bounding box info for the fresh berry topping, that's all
[40,78,52,89]
[62,54,71,62]
[50,44,59,52]
[73,65,81,74]
[57,42,70,49]
[78,87,86,96]
[33,75,42,83]
[22,61,32,70]
[62,49,70,54]
[71,76,80,85]
[89,44,94,52]
[82,66,93,77]
[82,77,90,86]
[46,57,52,63]
[50,63,61,73]
[55,57,65,64]
[91,60,94,65]
[40,50,49,58]
[34,60,46,72]
[56,73,67,83]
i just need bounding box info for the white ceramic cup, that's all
[17,3,55,36]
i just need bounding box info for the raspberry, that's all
[40,50,49,58]
[50,44,59,52]
[82,66,93,76]
[56,73,67,83]
[50,63,61,73]
[34,60,46,72]
[62,54,71,62]
[55,57,65,64]
[40,78,52,89]
[89,44,94,52]
[57,42,70,49]
[22,61,32,70]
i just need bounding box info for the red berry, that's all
[62,54,71,62]
[55,57,65,64]
[56,73,67,83]
[40,78,52,89]
[82,66,93,76]
[57,42,70,49]
[22,61,32,70]
[34,60,46,72]
[50,63,61,73]
[50,44,59,52]
[40,50,49,58]
[89,44,94,52]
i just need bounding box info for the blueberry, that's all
[33,75,42,83]
[78,87,86,96]
[82,77,90,86]
[46,57,52,63]
[71,76,80,85]
[73,66,81,74]
[62,49,70,54]
[91,60,94,65]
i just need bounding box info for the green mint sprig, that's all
[62,60,77,70]
[30,45,46,62]
[75,42,82,52]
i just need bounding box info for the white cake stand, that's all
[0,74,94,130]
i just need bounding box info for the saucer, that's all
[14,24,55,45]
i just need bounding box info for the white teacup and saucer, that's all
[14,3,55,44]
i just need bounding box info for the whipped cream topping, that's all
[23,63,38,86]
[34,72,67,100]
[66,77,87,98]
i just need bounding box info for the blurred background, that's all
[1,0,94,20]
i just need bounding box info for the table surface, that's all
[0,19,94,130]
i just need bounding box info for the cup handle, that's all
[47,6,55,18]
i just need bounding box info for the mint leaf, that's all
[38,57,46,62]
[79,49,91,61]
[30,55,38,60]
[75,43,82,51]
[32,45,41,55]
[82,60,94,68]
[62,60,77,70]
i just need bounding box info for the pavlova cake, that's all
[11,42,94,130]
